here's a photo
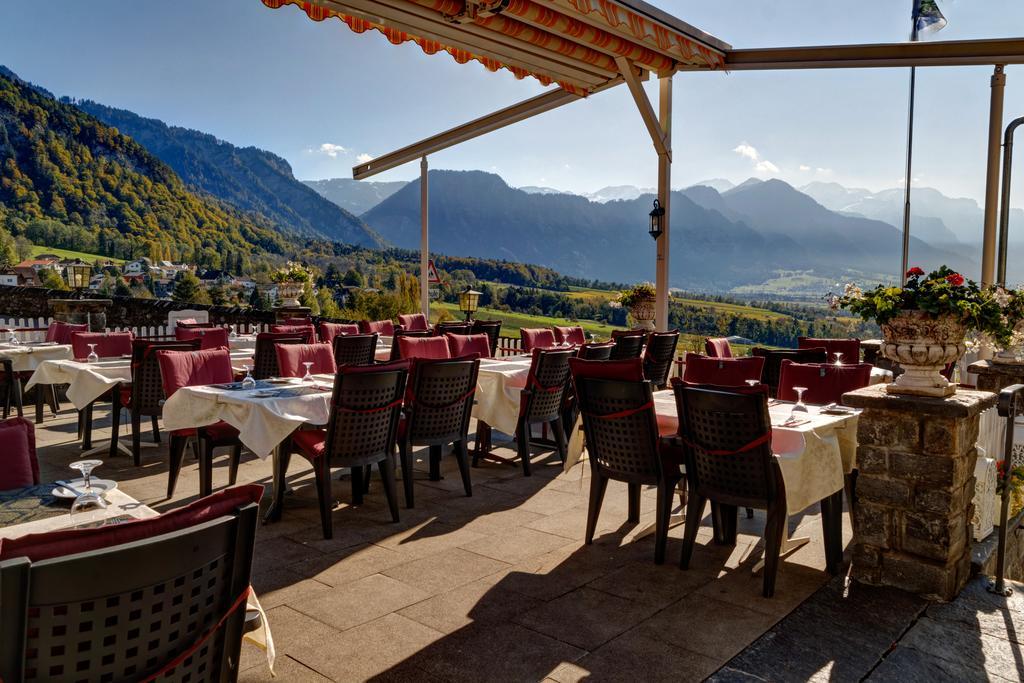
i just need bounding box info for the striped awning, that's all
[261,0,728,95]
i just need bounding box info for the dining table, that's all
[0,341,74,421]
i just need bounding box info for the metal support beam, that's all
[982,65,1006,287]
[656,76,672,331]
[616,57,671,160]
[420,156,430,318]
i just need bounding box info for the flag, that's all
[912,0,947,40]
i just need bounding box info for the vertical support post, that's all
[655,76,672,332]
[420,156,430,319]
[982,65,1006,287]
[900,66,916,280]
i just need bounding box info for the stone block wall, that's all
[844,384,996,601]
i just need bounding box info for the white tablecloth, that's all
[0,488,157,540]
[25,350,256,411]
[566,390,858,517]
[229,335,258,351]
[0,343,73,372]
[473,355,533,435]
[162,377,333,458]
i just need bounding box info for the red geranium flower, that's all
[906,267,925,278]
[946,273,965,286]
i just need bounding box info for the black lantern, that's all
[649,199,665,241]
[64,259,92,289]
[458,287,482,322]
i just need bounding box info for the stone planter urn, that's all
[629,300,656,332]
[993,320,1024,366]
[276,281,304,307]
[881,310,966,398]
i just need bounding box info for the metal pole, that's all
[997,116,1024,287]
[655,76,672,331]
[420,156,430,319]
[982,65,1006,287]
[900,65,916,280]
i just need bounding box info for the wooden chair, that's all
[283,365,408,537]
[575,375,683,563]
[553,325,586,345]
[333,333,379,367]
[319,321,360,345]
[359,319,396,337]
[252,332,306,379]
[392,332,445,361]
[398,357,479,507]
[521,328,556,352]
[705,337,733,358]
[643,330,680,389]
[445,333,492,358]
[174,326,229,350]
[275,343,337,377]
[398,313,430,331]
[269,323,316,343]
[752,347,827,397]
[471,320,502,357]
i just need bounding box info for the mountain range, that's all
[302,178,407,216]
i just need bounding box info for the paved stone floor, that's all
[28,401,1023,682]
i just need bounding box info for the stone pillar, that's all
[273,305,311,323]
[843,384,996,601]
[968,360,1024,394]
[49,298,112,332]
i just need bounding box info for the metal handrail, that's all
[989,382,1024,596]
[997,116,1024,287]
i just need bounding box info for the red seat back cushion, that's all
[521,328,556,352]
[276,343,338,377]
[682,353,764,386]
[360,320,396,337]
[70,332,134,360]
[320,322,360,344]
[156,348,234,397]
[0,485,263,562]
[568,357,645,382]
[798,337,861,363]
[270,324,315,343]
[0,418,38,489]
[175,326,229,350]
[398,313,429,331]
[282,317,311,325]
[445,333,491,359]
[704,338,733,358]
[399,336,451,361]
[553,326,586,345]
[46,321,88,344]
[778,361,873,404]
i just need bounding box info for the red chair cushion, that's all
[119,384,132,407]
[704,338,733,358]
[70,331,134,360]
[521,328,556,352]
[398,336,451,361]
[156,348,234,397]
[292,429,327,460]
[798,337,861,363]
[270,324,315,343]
[681,353,764,386]
[175,326,229,350]
[553,326,586,345]
[778,361,873,405]
[0,418,39,489]
[46,321,88,344]
[282,317,312,325]
[0,484,263,562]
[360,320,396,337]
[445,333,491,359]
[275,343,337,377]
[319,322,360,344]
[568,357,645,382]
[398,313,429,331]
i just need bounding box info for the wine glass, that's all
[241,364,256,390]
[745,379,760,388]
[87,343,99,363]
[7,330,19,346]
[833,352,844,366]
[229,324,238,340]
[301,361,314,383]
[791,387,809,415]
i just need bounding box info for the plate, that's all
[253,390,280,398]
[265,377,298,385]
[52,479,118,499]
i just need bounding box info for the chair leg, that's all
[270,446,292,521]
[763,503,787,598]
[351,465,364,505]
[820,490,843,575]
[712,503,738,546]
[34,383,44,423]
[627,482,641,523]
[516,420,532,476]
[679,492,706,569]
[199,437,214,497]
[229,444,242,485]
[472,422,491,467]
[379,457,401,523]
[454,440,472,497]
[82,404,93,451]
[48,385,60,415]
[398,440,415,509]
[189,438,200,460]
[108,404,121,458]
[746,507,755,519]
[654,480,675,564]
[11,375,23,418]
[551,417,568,464]
[428,445,442,481]
[151,415,161,443]
[131,410,142,467]
[313,458,333,539]
[585,472,609,544]
[167,435,186,497]
[362,464,372,494]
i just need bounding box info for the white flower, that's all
[843,283,864,300]
[827,295,841,311]
[994,287,1011,309]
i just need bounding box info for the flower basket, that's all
[618,283,657,332]
[276,281,304,307]
[880,310,966,397]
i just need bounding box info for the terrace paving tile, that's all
[515,586,662,650]
[550,627,721,683]
[458,525,577,564]
[381,546,511,594]
[397,570,544,634]
[289,572,430,631]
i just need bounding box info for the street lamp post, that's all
[458,287,481,322]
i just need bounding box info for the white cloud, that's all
[733,142,778,175]
[816,167,833,175]
[356,153,375,164]
[317,143,348,158]
[756,160,780,173]
[733,143,760,162]
[799,164,811,172]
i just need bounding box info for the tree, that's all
[0,226,17,270]
[208,283,229,306]
[39,268,68,291]
[300,281,319,315]
[114,278,131,297]
[316,287,342,318]
[172,271,211,305]
[14,236,32,262]
[342,268,364,287]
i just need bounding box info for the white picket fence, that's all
[0,315,272,342]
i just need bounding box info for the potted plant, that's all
[835,266,1004,397]
[271,262,311,307]
[996,459,1024,518]
[990,286,1024,365]
[617,282,657,331]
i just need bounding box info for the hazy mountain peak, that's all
[691,178,734,193]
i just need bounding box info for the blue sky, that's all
[1,0,1022,203]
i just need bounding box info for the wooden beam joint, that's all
[616,57,671,160]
